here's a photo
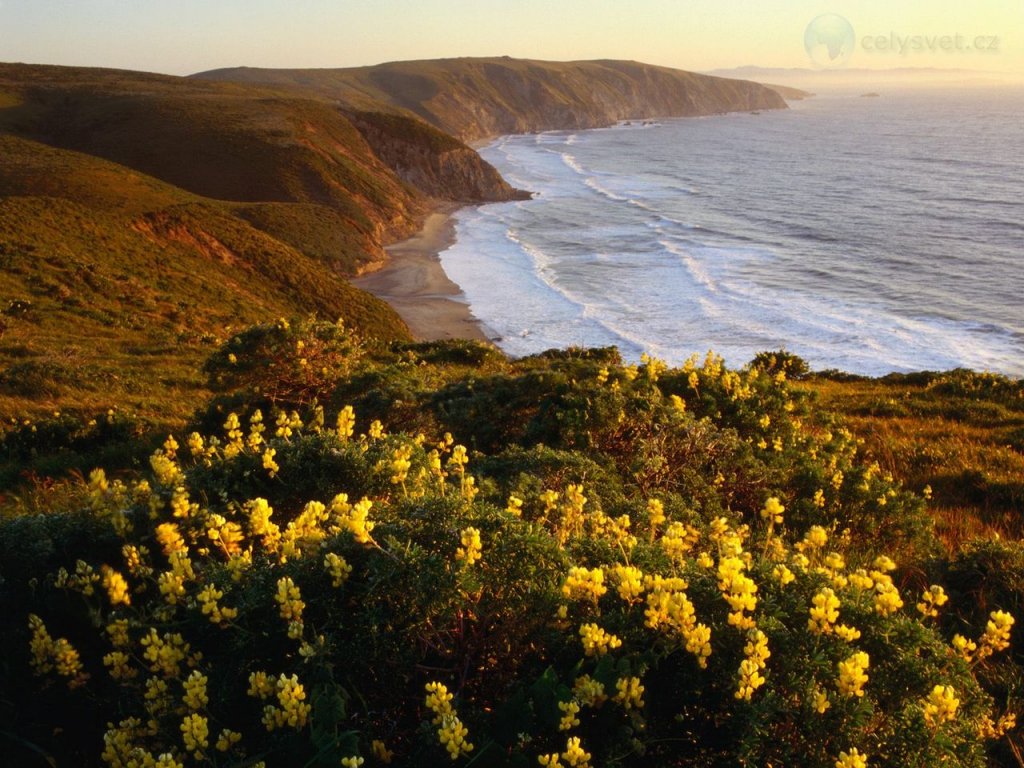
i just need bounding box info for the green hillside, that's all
[0,64,458,433]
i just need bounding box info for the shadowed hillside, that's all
[0,65,432,429]
[194,57,789,142]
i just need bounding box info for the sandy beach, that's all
[353,209,492,343]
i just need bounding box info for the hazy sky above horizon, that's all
[0,0,1021,78]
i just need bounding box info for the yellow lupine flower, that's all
[275,577,304,623]
[922,684,959,728]
[773,564,795,586]
[835,747,868,768]
[978,610,1015,659]
[916,585,948,618]
[101,566,131,607]
[182,670,209,711]
[835,624,862,643]
[562,567,607,603]
[216,728,242,752]
[613,676,645,710]
[262,447,279,477]
[813,688,831,714]
[579,623,622,657]
[456,527,482,567]
[561,736,591,768]
[611,565,644,602]
[558,699,581,731]
[761,497,784,525]
[808,587,840,635]
[262,673,311,731]
[324,552,353,587]
[837,652,870,698]
[103,650,136,680]
[336,405,356,439]
[180,713,209,754]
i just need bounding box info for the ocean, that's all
[438,87,1024,377]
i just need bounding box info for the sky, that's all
[0,0,1021,78]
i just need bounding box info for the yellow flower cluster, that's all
[916,585,948,619]
[180,712,208,755]
[735,628,770,701]
[182,669,208,710]
[661,521,700,561]
[558,700,581,731]
[28,614,89,688]
[262,447,279,477]
[559,736,592,768]
[205,518,243,561]
[613,676,645,710]
[216,728,242,753]
[978,610,1015,660]
[837,651,870,698]
[391,443,413,486]
[55,558,100,596]
[761,497,785,526]
[332,495,376,545]
[456,526,482,567]
[197,584,238,624]
[611,565,644,602]
[718,555,758,630]
[922,684,959,728]
[579,623,622,657]
[101,566,131,607]
[254,673,311,731]
[324,552,353,587]
[424,682,474,760]
[644,583,712,668]
[808,587,840,635]
[275,577,305,638]
[140,628,193,678]
[103,650,136,681]
[835,747,868,768]
[336,405,356,439]
[646,498,666,533]
[157,551,194,606]
[562,567,607,603]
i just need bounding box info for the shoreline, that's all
[352,206,493,344]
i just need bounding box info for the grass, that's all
[797,370,1024,549]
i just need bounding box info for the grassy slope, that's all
[0,65,425,432]
[798,372,1024,550]
[194,57,788,142]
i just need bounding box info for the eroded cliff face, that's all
[346,111,530,203]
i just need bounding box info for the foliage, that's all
[1,338,1020,767]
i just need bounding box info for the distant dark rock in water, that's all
[861,92,881,98]
[750,111,761,115]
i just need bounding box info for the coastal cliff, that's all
[1,56,785,424]
[196,57,788,143]
[346,110,530,203]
